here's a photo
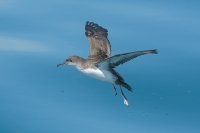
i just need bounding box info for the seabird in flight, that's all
[57,21,158,106]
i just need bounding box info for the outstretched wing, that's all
[96,49,158,68]
[85,21,111,61]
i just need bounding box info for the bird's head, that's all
[57,56,83,67]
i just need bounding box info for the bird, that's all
[57,21,158,106]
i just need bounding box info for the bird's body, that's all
[57,21,158,106]
[77,67,117,83]
[67,56,120,83]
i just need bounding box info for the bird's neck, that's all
[73,56,87,69]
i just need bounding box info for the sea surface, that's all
[0,0,200,133]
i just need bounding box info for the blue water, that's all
[1,0,200,133]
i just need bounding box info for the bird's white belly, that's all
[77,67,116,83]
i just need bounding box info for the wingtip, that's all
[150,49,158,54]
[154,49,158,54]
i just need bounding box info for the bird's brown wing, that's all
[85,21,111,61]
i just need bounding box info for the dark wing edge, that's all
[85,21,111,60]
[96,49,158,68]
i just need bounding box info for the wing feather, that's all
[85,21,111,61]
[96,49,158,68]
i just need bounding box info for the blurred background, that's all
[0,0,200,133]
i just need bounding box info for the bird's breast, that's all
[77,67,117,83]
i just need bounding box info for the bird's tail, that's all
[121,81,133,92]
[115,80,133,91]
[112,69,133,92]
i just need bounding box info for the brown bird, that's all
[57,21,158,106]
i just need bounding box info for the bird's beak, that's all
[57,62,67,67]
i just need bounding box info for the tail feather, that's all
[121,82,133,92]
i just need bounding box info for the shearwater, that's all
[57,21,158,106]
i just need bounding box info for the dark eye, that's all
[67,59,72,62]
